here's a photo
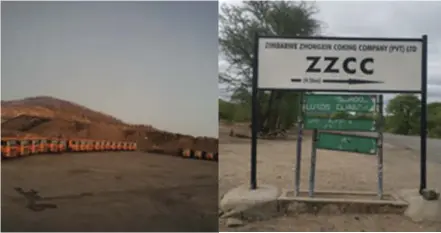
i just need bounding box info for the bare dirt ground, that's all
[1,152,218,232]
[219,123,441,231]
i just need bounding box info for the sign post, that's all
[252,34,429,198]
[294,93,304,196]
[378,95,384,198]
[420,35,428,194]
[250,34,259,190]
[308,129,318,197]
[303,93,381,197]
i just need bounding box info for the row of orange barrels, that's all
[1,137,137,159]
[179,148,218,162]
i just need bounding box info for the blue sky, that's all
[1,1,219,137]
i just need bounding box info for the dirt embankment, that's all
[1,96,218,153]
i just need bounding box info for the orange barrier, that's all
[79,140,88,152]
[48,139,60,153]
[39,139,49,154]
[116,142,123,151]
[179,148,218,162]
[18,139,32,156]
[30,139,41,154]
[86,140,93,152]
[0,136,138,160]
[92,141,98,151]
[58,139,67,152]
[110,142,117,151]
[1,137,19,158]
[131,142,137,151]
[1,137,217,163]
[104,141,112,151]
[68,139,81,152]
[122,142,129,151]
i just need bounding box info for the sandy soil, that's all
[1,152,218,232]
[219,124,441,231]
[220,214,441,232]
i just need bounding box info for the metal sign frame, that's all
[250,34,428,196]
[302,94,383,198]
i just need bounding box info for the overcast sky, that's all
[2,1,218,137]
[219,1,441,104]
[315,1,441,103]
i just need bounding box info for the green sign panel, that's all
[316,132,378,155]
[304,117,376,132]
[305,94,376,113]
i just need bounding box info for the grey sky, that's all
[2,1,218,137]
[315,1,441,104]
[219,1,441,106]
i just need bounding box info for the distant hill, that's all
[1,96,125,125]
[1,96,218,152]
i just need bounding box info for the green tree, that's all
[219,1,322,133]
[427,102,441,137]
[219,99,235,123]
[385,94,421,135]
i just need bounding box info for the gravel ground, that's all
[218,124,441,231]
[2,151,218,232]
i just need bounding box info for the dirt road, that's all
[1,152,218,232]
[219,124,441,231]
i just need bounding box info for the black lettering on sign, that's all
[342,57,356,74]
[406,45,417,53]
[265,42,297,49]
[360,58,374,75]
[323,57,339,73]
[305,56,375,75]
[306,56,321,73]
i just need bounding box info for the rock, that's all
[226,218,244,228]
[219,184,281,220]
[421,189,440,201]
[399,188,441,223]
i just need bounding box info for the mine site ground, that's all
[1,151,218,232]
[1,96,220,232]
[3,118,441,232]
[219,123,441,231]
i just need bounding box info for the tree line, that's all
[220,94,441,138]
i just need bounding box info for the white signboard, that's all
[258,37,423,92]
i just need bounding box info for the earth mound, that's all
[1,96,218,153]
